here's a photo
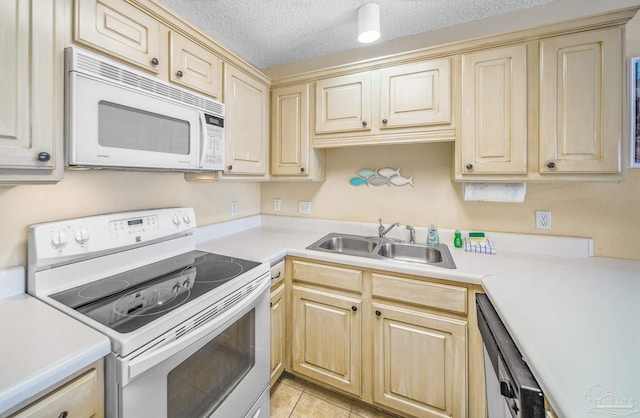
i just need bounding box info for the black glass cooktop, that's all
[50,250,260,333]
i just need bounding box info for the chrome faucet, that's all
[406,225,416,244]
[378,218,400,239]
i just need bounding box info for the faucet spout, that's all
[378,218,400,238]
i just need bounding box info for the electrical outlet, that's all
[274,198,282,212]
[231,202,238,216]
[535,210,551,230]
[298,201,312,215]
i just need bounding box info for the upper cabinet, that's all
[271,83,324,180]
[459,44,529,176]
[74,0,164,75]
[221,64,269,177]
[312,58,453,147]
[455,23,627,182]
[539,28,622,175]
[0,0,64,185]
[169,31,222,100]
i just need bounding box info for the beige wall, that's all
[261,11,640,261]
[0,171,260,269]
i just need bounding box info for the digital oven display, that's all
[128,219,143,226]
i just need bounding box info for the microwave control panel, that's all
[203,114,224,169]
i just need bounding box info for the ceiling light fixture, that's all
[358,3,380,43]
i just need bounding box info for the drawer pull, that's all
[351,306,358,312]
[272,271,281,280]
[375,310,382,317]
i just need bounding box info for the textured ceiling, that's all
[160,0,554,69]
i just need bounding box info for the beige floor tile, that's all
[290,393,350,418]
[304,382,354,410]
[279,372,309,390]
[270,380,303,418]
[350,401,401,418]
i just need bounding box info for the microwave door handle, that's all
[126,276,269,382]
[199,113,208,168]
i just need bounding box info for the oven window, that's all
[98,101,190,154]
[167,309,255,418]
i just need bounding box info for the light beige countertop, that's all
[196,214,640,418]
[0,267,110,416]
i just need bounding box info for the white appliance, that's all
[65,47,225,172]
[27,208,270,418]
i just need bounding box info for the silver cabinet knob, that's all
[176,70,184,78]
[362,121,368,127]
[466,163,473,170]
[547,161,557,169]
[37,152,51,162]
[151,57,159,66]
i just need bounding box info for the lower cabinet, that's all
[286,258,485,418]
[372,302,467,418]
[10,360,104,418]
[291,285,362,397]
[270,259,286,387]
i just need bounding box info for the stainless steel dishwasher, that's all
[476,294,545,418]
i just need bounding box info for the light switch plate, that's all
[231,202,238,216]
[274,198,282,212]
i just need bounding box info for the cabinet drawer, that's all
[270,259,285,286]
[292,260,362,293]
[12,368,99,418]
[372,273,467,314]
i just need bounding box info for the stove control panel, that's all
[29,207,197,267]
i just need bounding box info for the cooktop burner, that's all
[50,251,260,333]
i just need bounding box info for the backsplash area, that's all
[260,142,640,261]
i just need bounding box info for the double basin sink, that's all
[306,233,456,269]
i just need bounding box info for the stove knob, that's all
[51,230,69,247]
[182,213,191,225]
[172,284,181,293]
[172,214,181,226]
[74,228,90,244]
[182,280,191,289]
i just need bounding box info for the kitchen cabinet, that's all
[221,64,270,178]
[312,59,454,147]
[169,31,222,100]
[0,0,64,184]
[74,0,165,75]
[270,83,324,180]
[270,260,286,387]
[290,261,363,397]
[9,360,104,418]
[460,44,528,175]
[455,25,625,182]
[539,28,622,174]
[285,258,484,418]
[75,0,223,99]
[371,273,467,418]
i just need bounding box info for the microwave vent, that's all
[75,52,223,116]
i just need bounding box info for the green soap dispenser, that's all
[454,229,463,248]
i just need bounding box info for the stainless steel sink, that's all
[306,233,456,269]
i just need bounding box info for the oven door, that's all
[112,279,270,418]
[67,71,202,171]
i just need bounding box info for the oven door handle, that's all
[126,276,270,382]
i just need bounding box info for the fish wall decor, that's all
[349,168,414,187]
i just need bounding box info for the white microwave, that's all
[65,47,225,172]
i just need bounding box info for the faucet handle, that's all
[378,218,383,225]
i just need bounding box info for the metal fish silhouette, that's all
[368,176,391,187]
[389,175,414,187]
[377,167,400,178]
[349,177,369,186]
[357,168,377,178]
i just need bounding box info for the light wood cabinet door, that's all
[0,0,62,182]
[539,28,622,174]
[270,283,286,387]
[379,59,451,129]
[271,84,310,176]
[461,44,528,175]
[223,64,269,175]
[169,31,222,99]
[372,302,467,418]
[315,73,372,134]
[291,284,362,397]
[74,0,163,74]
[11,367,103,418]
